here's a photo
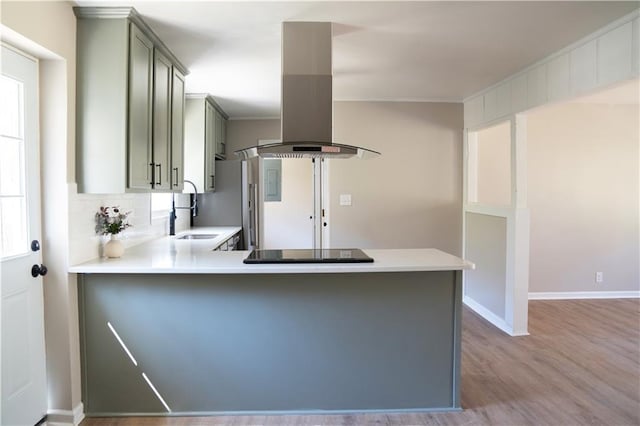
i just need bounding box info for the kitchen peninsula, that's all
[70,231,473,416]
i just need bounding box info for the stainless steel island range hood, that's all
[235,22,380,160]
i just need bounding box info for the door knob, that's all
[31,240,40,252]
[31,264,48,278]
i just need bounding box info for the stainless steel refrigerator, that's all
[194,159,259,250]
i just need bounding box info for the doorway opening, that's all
[261,157,329,249]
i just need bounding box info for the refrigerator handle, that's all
[253,182,259,249]
[248,204,254,247]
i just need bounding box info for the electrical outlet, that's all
[595,272,603,283]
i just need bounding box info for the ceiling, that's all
[75,1,639,119]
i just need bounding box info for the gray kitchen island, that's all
[70,233,473,417]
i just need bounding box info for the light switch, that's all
[340,194,352,206]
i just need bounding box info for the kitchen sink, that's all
[176,234,219,240]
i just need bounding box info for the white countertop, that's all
[69,227,474,274]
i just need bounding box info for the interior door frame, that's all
[258,140,330,249]
[320,157,330,249]
[312,158,322,249]
[311,157,330,249]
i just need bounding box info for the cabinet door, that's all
[215,110,224,159]
[152,49,172,191]
[171,68,185,191]
[204,102,216,191]
[127,23,154,190]
[221,117,227,158]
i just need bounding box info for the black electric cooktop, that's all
[243,248,374,264]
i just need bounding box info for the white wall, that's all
[226,119,280,154]
[527,101,639,294]
[331,101,463,253]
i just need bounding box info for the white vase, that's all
[104,234,124,258]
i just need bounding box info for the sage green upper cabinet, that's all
[152,49,173,191]
[205,102,217,191]
[184,95,217,193]
[127,24,154,190]
[171,68,186,191]
[184,95,229,192]
[74,7,188,193]
[214,110,227,160]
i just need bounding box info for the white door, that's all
[261,157,331,250]
[312,158,327,249]
[0,44,48,426]
[262,158,315,249]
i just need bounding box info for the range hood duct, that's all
[235,22,380,160]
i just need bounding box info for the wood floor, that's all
[79,299,640,426]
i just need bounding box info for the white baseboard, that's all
[463,296,529,336]
[529,291,640,300]
[47,402,84,426]
[73,402,85,426]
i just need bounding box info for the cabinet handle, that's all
[156,164,162,185]
[210,175,215,189]
[173,167,179,187]
[149,163,155,186]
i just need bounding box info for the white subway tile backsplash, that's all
[68,186,191,264]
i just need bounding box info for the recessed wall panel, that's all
[464,212,507,319]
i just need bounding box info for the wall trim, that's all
[334,97,463,104]
[462,8,640,129]
[47,402,84,426]
[463,8,640,102]
[81,407,463,417]
[529,291,640,300]
[464,203,512,218]
[463,295,529,337]
[73,402,85,425]
[229,116,280,121]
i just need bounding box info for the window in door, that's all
[0,74,28,259]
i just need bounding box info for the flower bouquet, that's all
[95,206,131,257]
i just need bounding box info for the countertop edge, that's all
[70,265,473,274]
[69,228,474,274]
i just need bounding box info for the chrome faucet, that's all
[169,179,198,236]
